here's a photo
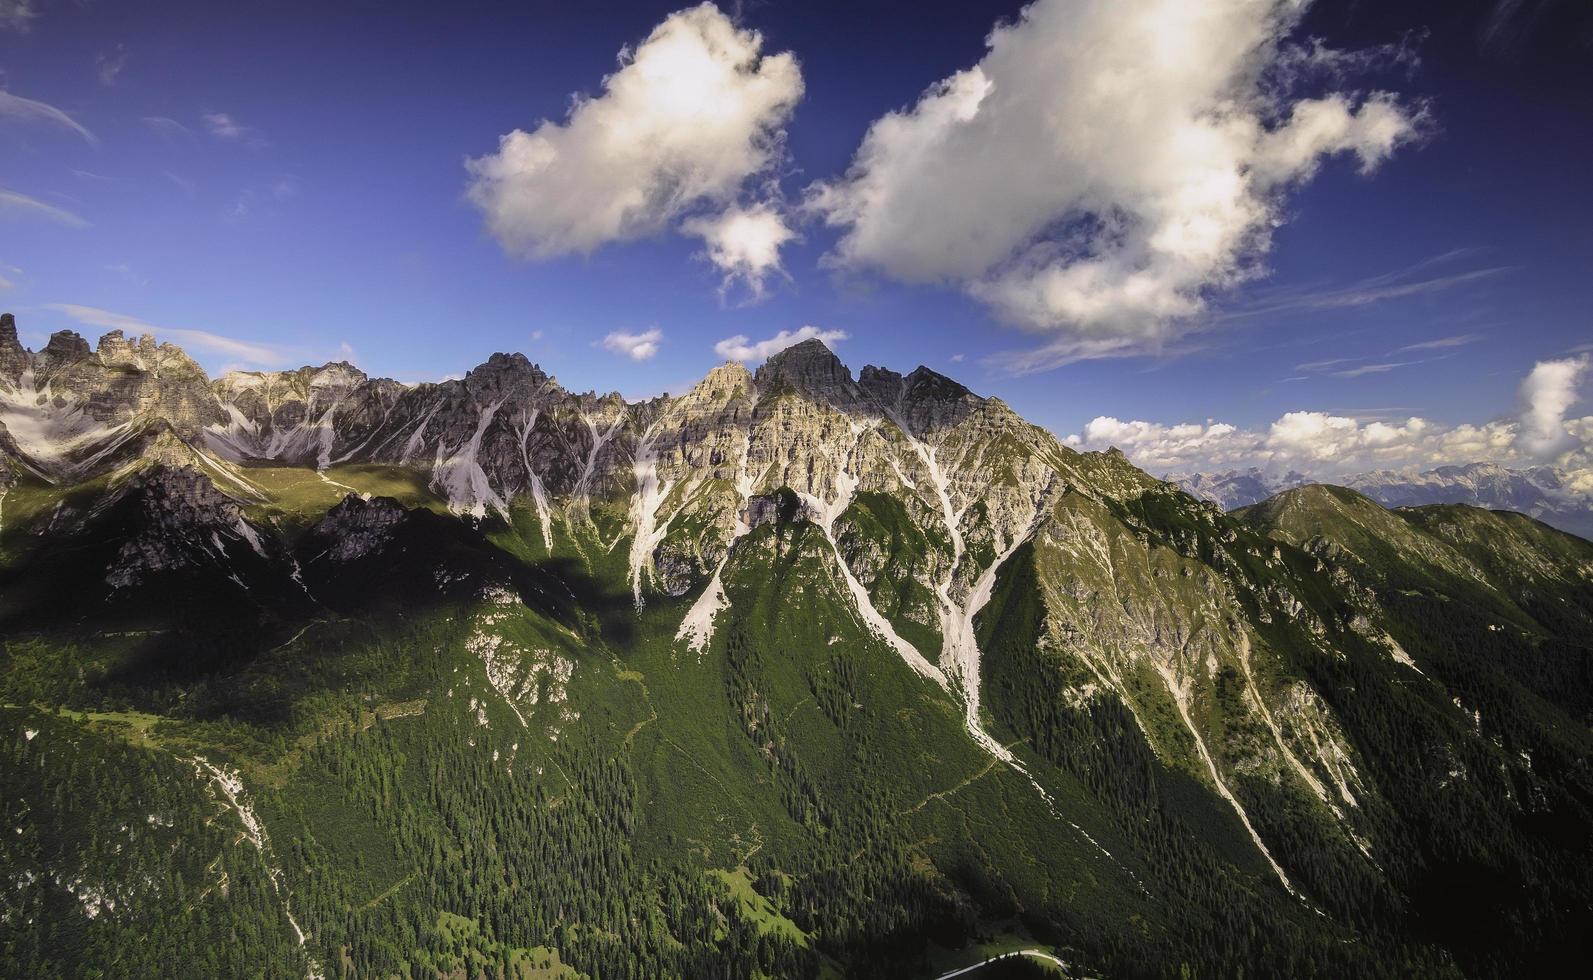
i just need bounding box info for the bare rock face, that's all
[32,330,92,385]
[1,317,1097,635]
[88,333,227,437]
[630,362,758,593]
[209,361,405,465]
[0,319,233,480]
[104,466,258,588]
[0,313,29,389]
[304,494,407,562]
[339,352,639,519]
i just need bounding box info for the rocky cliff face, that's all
[0,321,229,479]
[102,464,273,590]
[208,361,405,466]
[0,313,29,389]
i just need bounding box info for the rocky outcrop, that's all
[104,466,262,589]
[0,318,228,478]
[302,495,407,562]
[0,313,29,389]
[33,330,92,384]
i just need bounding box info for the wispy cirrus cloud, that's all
[1479,0,1593,57]
[142,115,196,141]
[1224,251,1508,321]
[43,303,291,367]
[163,171,197,197]
[1332,361,1419,378]
[104,263,148,287]
[96,45,128,86]
[203,111,268,148]
[1288,323,1485,381]
[1393,332,1483,353]
[0,89,98,146]
[0,187,88,227]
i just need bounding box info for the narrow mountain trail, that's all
[932,948,1071,979]
[313,467,360,497]
[900,755,1002,817]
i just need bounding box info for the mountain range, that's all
[2,313,1591,979]
[1174,463,1593,540]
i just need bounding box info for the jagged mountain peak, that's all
[903,364,971,401]
[95,329,159,368]
[466,350,543,379]
[754,338,857,402]
[304,360,367,387]
[36,329,93,379]
[699,360,754,392]
[0,313,27,387]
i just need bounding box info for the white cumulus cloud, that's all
[1071,411,1519,477]
[1517,355,1588,459]
[713,325,848,362]
[809,0,1424,372]
[601,328,663,361]
[466,3,802,263]
[682,202,796,301]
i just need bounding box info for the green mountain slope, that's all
[2,344,1591,978]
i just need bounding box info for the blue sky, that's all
[1,0,1590,476]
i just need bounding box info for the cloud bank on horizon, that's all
[1069,354,1593,491]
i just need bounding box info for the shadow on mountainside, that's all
[0,486,634,707]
